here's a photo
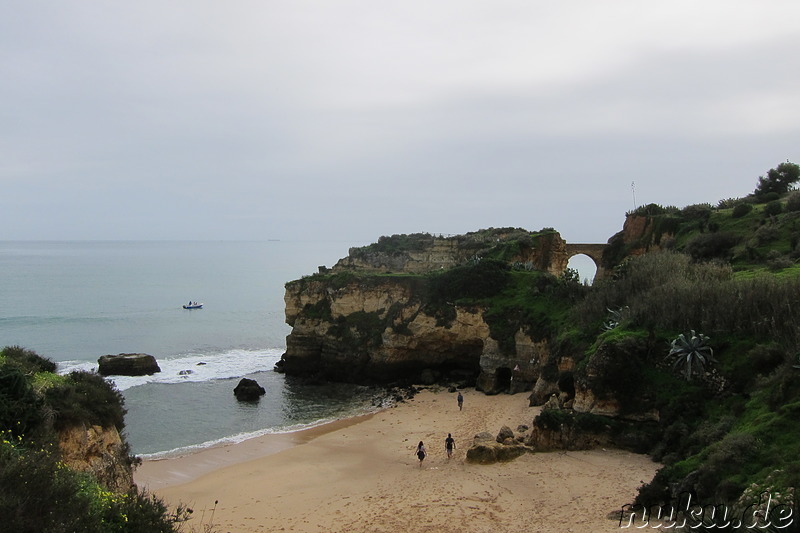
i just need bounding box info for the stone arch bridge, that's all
[564,243,607,281]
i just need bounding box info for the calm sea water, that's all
[0,240,382,456]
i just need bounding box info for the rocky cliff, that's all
[279,275,488,385]
[278,228,591,395]
[58,424,135,493]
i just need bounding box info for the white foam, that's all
[137,410,385,460]
[57,348,283,391]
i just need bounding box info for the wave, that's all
[57,348,283,391]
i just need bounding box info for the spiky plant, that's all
[666,330,716,381]
[603,306,630,331]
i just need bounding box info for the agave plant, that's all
[666,330,716,381]
[603,306,630,331]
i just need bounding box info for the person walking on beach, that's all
[415,441,427,467]
[457,392,463,411]
[445,433,456,459]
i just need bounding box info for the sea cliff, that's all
[277,228,588,395]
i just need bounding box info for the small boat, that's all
[183,302,203,309]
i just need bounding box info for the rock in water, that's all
[233,378,266,401]
[97,353,161,376]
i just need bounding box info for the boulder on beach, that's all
[466,442,529,464]
[97,353,161,377]
[233,378,266,401]
[496,425,515,443]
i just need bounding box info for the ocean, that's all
[0,240,384,457]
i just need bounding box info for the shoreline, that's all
[134,411,378,491]
[137,388,660,532]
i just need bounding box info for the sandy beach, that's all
[135,388,659,533]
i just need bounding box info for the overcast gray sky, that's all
[3,1,800,245]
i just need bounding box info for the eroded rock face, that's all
[573,337,661,422]
[526,417,614,452]
[97,353,160,376]
[281,276,489,383]
[58,424,134,493]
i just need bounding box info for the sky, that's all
[3,1,800,248]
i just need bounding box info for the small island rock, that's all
[233,378,266,401]
[97,353,161,377]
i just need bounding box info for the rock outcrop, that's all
[466,428,531,464]
[97,353,161,376]
[57,424,134,493]
[278,273,561,390]
[233,378,266,401]
[279,275,486,383]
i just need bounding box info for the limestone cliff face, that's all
[281,229,575,392]
[604,214,676,269]
[281,273,567,395]
[281,276,488,382]
[57,424,134,493]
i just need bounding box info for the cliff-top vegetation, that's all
[346,226,559,263]
[566,162,800,521]
[0,346,192,532]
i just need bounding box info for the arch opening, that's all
[566,254,598,285]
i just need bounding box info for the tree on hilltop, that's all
[754,161,800,198]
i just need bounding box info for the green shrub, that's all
[628,204,680,217]
[766,250,793,271]
[44,371,127,431]
[751,224,780,246]
[0,366,44,438]
[695,433,760,500]
[681,203,713,220]
[761,191,781,203]
[764,200,783,217]
[576,250,800,347]
[718,198,742,209]
[427,259,511,303]
[732,203,753,218]
[351,233,435,257]
[0,346,57,374]
[684,232,739,261]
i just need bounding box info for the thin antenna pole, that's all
[631,181,637,210]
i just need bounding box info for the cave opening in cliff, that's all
[495,367,513,393]
[558,372,575,399]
